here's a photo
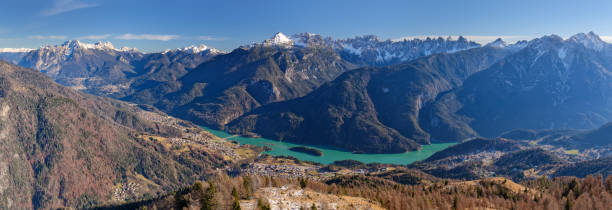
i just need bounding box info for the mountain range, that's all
[226,32,612,153]
[2,40,224,97]
[423,32,612,140]
[4,32,612,154]
[3,31,612,209]
[116,32,483,129]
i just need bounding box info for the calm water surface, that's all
[202,126,455,165]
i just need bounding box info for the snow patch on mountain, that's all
[557,47,567,59]
[264,32,293,46]
[568,32,607,51]
[342,43,363,55]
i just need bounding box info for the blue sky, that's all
[1,0,612,52]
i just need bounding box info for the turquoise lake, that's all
[202,126,455,165]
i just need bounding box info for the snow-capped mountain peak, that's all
[81,41,116,51]
[486,38,508,48]
[162,44,224,55]
[568,31,608,51]
[265,32,293,45]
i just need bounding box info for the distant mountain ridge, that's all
[0,32,487,98]
[290,32,483,66]
[10,32,612,154]
[8,40,225,97]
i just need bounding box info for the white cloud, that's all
[394,35,532,44]
[599,36,612,44]
[77,34,112,40]
[115,34,180,41]
[29,35,68,40]
[0,48,34,53]
[197,36,228,41]
[41,0,99,16]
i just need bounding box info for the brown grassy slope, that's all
[0,61,228,209]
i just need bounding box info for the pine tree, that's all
[257,198,271,210]
[232,199,242,210]
[243,177,252,199]
[231,186,241,210]
[564,197,573,210]
[201,182,216,210]
[300,178,308,189]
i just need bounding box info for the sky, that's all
[2,0,612,52]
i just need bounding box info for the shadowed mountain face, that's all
[423,33,612,140]
[498,121,612,149]
[0,61,228,209]
[553,156,612,178]
[225,47,509,153]
[0,51,28,64]
[123,44,357,128]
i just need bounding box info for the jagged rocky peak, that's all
[525,34,564,51]
[336,34,481,65]
[353,34,382,42]
[290,32,338,48]
[456,35,468,42]
[568,31,608,50]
